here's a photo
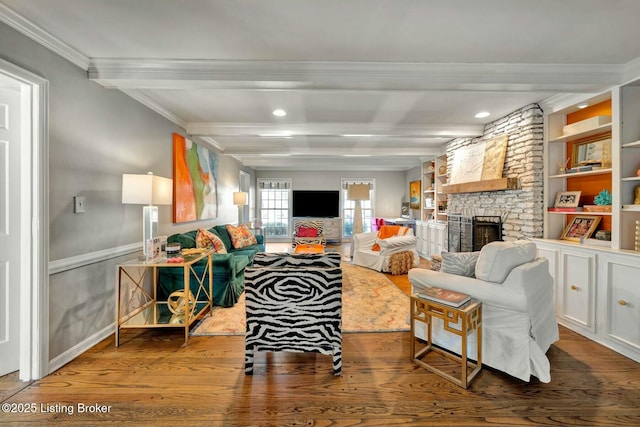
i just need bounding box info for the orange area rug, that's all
[191,263,410,335]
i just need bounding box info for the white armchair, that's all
[408,240,559,383]
[352,228,419,273]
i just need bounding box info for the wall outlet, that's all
[74,196,86,213]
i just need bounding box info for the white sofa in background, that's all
[408,240,559,383]
[352,229,420,273]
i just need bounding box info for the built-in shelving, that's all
[548,123,612,144]
[549,168,613,179]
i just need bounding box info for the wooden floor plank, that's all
[2,247,639,426]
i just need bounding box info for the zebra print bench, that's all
[244,252,343,375]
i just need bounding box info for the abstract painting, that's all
[409,180,421,210]
[173,133,218,223]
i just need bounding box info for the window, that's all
[341,178,375,237]
[257,179,292,238]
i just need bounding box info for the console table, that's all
[115,250,213,347]
[410,295,482,388]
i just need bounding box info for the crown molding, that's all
[0,3,90,69]
[622,57,640,85]
[119,89,187,129]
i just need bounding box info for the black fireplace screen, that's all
[448,214,502,252]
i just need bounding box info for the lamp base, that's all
[143,205,159,256]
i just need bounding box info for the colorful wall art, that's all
[173,133,218,223]
[409,180,421,210]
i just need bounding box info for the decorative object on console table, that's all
[348,183,370,235]
[417,287,471,308]
[560,215,601,242]
[233,191,248,225]
[122,172,173,257]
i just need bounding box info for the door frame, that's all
[0,58,49,381]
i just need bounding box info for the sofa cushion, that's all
[226,224,258,249]
[167,230,197,249]
[212,225,233,251]
[196,228,227,253]
[440,251,480,278]
[475,240,537,284]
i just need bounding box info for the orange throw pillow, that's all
[225,224,258,249]
[371,225,410,251]
[195,228,227,253]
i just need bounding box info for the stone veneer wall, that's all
[445,104,544,240]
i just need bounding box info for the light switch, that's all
[74,196,86,213]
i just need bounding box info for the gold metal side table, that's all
[410,295,482,389]
[115,250,213,347]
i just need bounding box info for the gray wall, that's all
[0,21,251,360]
[257,170,408,218]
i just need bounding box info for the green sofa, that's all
[158,225,265,307]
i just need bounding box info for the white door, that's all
[0,82,21,376]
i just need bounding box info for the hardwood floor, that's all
[1,243,638,426]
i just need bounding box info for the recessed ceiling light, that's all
[272,109,287,117]
[474,111,491,118]
[577,103,589,109]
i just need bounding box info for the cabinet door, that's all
[561,249,596,332]
[434,224,446,255]
[537,245,560,312]
[602,256,640,352]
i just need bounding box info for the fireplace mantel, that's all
[441,177,518,194]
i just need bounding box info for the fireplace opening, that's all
[447,214,503,252]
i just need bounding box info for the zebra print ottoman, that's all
[244,253,343,375]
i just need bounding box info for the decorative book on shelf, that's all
[548,207,583,212]
[416,287,471,308]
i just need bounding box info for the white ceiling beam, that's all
[88,59,623,93]
[186,122,484,138]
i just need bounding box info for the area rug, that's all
[191,263,410,336]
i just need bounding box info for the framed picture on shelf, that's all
[560,215,601,242]
[572,137,611,167]
[554,191,581,208]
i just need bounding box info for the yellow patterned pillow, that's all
[195,228,227,253]
[225,224,258,249]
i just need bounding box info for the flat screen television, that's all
[292,190,340,218]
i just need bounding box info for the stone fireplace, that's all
[445,104,544,241]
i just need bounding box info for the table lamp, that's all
[233,191,248,225]
[122,172,173,255]
[347,183,370,235]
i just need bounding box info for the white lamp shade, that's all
[347,184,370,201]
[233,191,248,206]
[122,173,173,205]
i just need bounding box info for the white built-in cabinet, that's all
[417,153,448,260]
[536,241,640,362]
[538,80,640,363]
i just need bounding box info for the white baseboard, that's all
[48,323,114,374]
